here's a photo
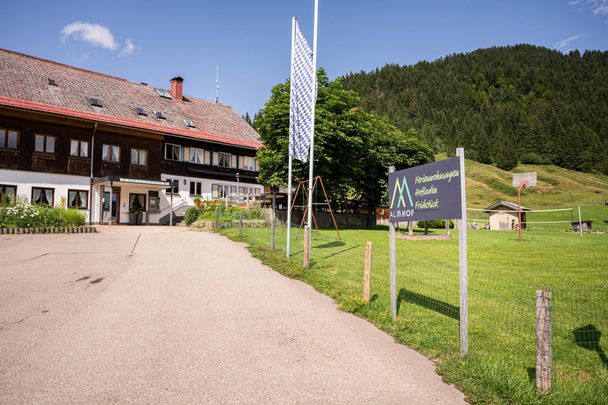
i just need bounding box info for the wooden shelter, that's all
[484,201,531,231]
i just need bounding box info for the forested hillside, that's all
[342,45,608,174]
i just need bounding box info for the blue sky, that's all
[1,1,607,116]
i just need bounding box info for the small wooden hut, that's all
[484,201,531,231]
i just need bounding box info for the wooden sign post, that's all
[363,241,373,303]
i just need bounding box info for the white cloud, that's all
[61,22,117,51]
[119,39,136,57]
[555,34,587,52]
[568,0,608,16]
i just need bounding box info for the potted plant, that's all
[136,208,144,225]
[193,196,203,207]
[128,209,137,225]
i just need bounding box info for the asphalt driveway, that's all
[0,227,465,404]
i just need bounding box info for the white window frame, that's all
[188,147,204,164]
[165,143,182,161]
[218,152,232,168]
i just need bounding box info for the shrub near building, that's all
[0,197,85,228]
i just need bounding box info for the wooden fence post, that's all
[363,242,373,303]
[303,226,310,268]
[536,289,552,394]
[239,212,244,236]
[215,207,219,229]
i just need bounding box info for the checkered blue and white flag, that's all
[289,21,316,162]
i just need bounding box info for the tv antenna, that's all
[215,65,220,103]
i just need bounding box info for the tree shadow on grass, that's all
[316,240,346,249]
[573,324,608,368]
[321,245,359,260]
[397,288,460,320]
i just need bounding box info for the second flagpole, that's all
[306,0,319,259]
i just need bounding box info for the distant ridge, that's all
[343,44,608,175]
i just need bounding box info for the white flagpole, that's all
[306,0,319,257]
[286,17,297,258]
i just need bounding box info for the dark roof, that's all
[484,201,531,212]
[0,48,261,148]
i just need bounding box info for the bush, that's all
[421,219,454,229]
[63,209,86,227]
[520,152,551,165]
[184,206,204,225]
[0,202,86,228]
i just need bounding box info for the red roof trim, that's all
[0,95,262,149]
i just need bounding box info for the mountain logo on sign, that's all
[390,176,413,209]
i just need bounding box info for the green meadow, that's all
[219,224,608,404]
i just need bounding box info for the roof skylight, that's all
[155,88,172,99]
[135,107,147,116]
[89,98,103,107]
[183,120,196,128]
[155,111,166,119]
[48,78,58,86]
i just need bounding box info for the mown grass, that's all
[219,225,608,404]
[434,153,608,209]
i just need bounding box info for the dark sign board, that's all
[388,157,462,222]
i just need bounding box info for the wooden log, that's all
[363,241,373,303]
[303,226,310,268]
[536,290,552,394]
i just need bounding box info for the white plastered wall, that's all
[0,169,91,221]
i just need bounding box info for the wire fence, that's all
[215,217,607,399]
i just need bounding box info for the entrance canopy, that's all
[92,176,171,190]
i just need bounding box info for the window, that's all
[165,143,182,161]
[70,139,89,158]
[89,98,103,107]
[190,181,202,196]
[135,107,147,116]
[32,187,54,206]
[0,185,16,204]
[183,120,196,128]
[0,129,18,149]
[242,156,256,171]
[230,186,237,197]
[218,152,231,168]
[212,184,229,199]
[48,78,58,86]
[68,189,88,209]
[164,179,179,194]
[102,144,120,162]
[131,148,148,166]
[155,111,166,119]
[129,193,146,211]
[186,147,204,164]
[35,134,55,153]
[155,88,172,99]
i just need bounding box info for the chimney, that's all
[170,76,183,101]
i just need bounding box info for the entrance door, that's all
[102,189,121,224]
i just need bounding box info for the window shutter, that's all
[239,156,244,169]
[213,152,219,166]
[204,150,211,165]
[231,155,237,168]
